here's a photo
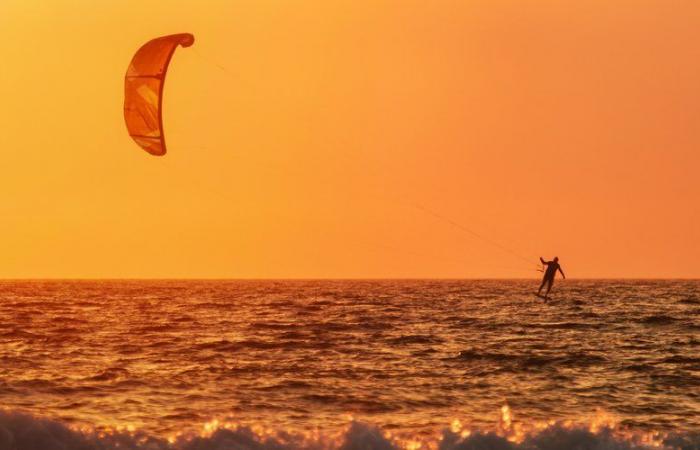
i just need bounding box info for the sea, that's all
[0,279,698,449]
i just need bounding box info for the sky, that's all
[0,0,699,278]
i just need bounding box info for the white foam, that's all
[0,411,697,450]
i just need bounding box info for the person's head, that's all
[553,256,559,263]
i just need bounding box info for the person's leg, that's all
[544,278,554,298]
[538,277,547,295]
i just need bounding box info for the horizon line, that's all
[0,277,698,281]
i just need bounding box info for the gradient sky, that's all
[1,0,699,278]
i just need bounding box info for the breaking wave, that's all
[0,408,698,450]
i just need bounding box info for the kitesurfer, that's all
[537,256,565,300]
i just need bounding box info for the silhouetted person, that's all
[538,256,565,300]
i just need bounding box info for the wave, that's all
[678,297,700,305]
[248,321,296,330]
[86,367,131,382]
[454,350,607,370]
[0,408,697,450]
[388,334,445,345]
[640,315,680,325]
[0,329,45,340]
[135,324,179,333]
[530,321,602,330]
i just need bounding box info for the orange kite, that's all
[124,33,194,156]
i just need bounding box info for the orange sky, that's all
[0,0,699,278]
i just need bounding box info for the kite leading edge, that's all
[124,33,194,156]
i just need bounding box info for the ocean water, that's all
[0,279,698,449]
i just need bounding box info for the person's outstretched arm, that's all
[540,257,546,264]
[558,267,566,279]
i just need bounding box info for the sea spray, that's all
[0,408,697,450]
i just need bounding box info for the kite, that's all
[124,33,194,156]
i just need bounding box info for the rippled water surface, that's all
[0,280,698,445]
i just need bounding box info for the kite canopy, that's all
[124,33,194,156]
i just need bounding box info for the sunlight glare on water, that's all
[0,280,698,448]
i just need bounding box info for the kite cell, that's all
[124,33,194,156]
